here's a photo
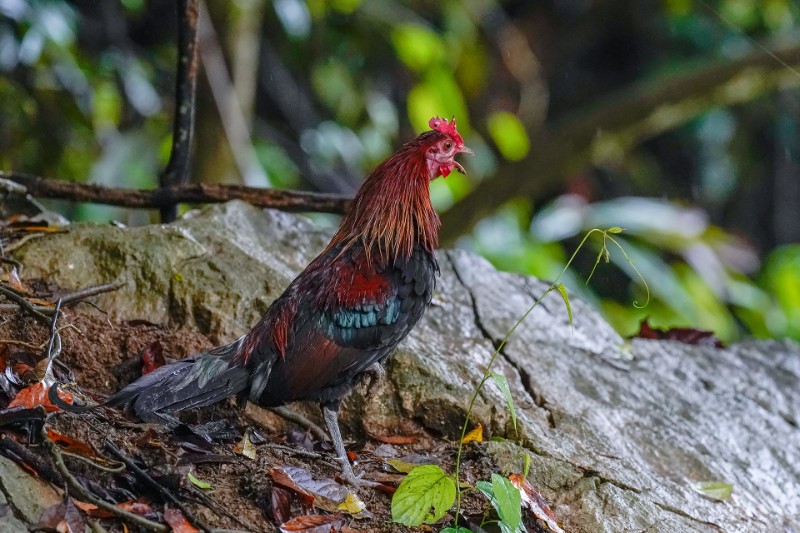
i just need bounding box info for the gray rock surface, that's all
[7,201,800,532]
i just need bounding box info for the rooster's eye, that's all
[444,141,452,150]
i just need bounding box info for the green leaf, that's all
[441,528,473,533]
[407,69,469,134]
[556,283,573,327]
[187,471,212,490]
[489,372,517,432]
[487,112,530,161]
[607,226,624,234]
[491,474,522,533]
[691,481,733,501]
[391,24,444,72]
[391,465,457,526]
[386,459,419,474]
[478,476,523,533]
[522,453,531,479]
[476,480,494,500]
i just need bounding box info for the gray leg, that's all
[322,404,377,488]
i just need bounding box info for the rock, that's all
[0,456,61,528]
[10,201,800,532]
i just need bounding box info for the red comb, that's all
[428,116,464,145]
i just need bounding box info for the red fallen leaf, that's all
[271,485,293,525]
[163,508,200,533]
[37,497,86,533]
[635,319,723,348]
[46,429,96,458]
[346,451,358,462]
[372,483,396,495]
[509,473,563,533]
[372,435,415,445]
[280,513,344,533]
[8,382,73,412]
[141,341,166,375]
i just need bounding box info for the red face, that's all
[425,136,473,180]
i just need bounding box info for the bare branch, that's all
[160,0,200,222]
[0,172,350,214]
[439,39,800,244]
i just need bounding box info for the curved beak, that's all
[454,144,473,174]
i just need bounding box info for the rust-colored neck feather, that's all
[327,133,441,264]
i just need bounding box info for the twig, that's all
[0,433,63,485]
[261,442,322,460]
[0,282,50,324]
[439,38,800,243]
[42,299,62,381]
[0,280,124,316]
[160,0,200,222]
[104,439,214,533]
[58,280,125,304]
[0,173,350,214]
[267,405,328,442]
[60,450,126,473]
[41,426,169,532]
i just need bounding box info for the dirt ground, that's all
[0,305,505,532]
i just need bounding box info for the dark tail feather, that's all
[106,337,250,423]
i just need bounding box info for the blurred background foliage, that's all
[1,0,799,342]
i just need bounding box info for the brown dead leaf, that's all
[271,486,293,525]
[280,513,344,533]
[8,381,73,412]
[163,508,200,533]
[37,497,85,533]
[6,267,28,293]
[509,473,563,533]
[233,431,257,459]
[270,466,365,514]
[635,319,723,348]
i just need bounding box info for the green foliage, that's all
[691,481,734,501]
[487,112,530,161]
[489,372,517,433]
[477,474,523,533]
[391,465,456,526]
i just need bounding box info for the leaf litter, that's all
[0,280,535,532]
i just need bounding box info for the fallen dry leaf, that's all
[509,473,563,533]
[46,428,97,459]
[37,497,85,533]
[163,508,200,533]
[6,267,29,293]
[280,513,344,533]
[233,431,257,459]
[8,381,73,412]
[461,423,483,444]
[271,486,293,525]
[635,319,723,348]
[270,466,365,515]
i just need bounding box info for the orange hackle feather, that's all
[326,130,444,265]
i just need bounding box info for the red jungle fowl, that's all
[105,117,472,486]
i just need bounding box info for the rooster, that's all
[106,117,472,485]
